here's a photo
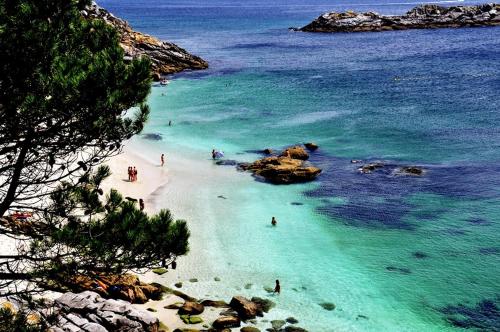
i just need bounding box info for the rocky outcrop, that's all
[229,296,263,320]
[303,143,318,151]
[178,301,205,315]
[53,273,164,304]
[239,146,321,184]
[280,146,309,160]
[213,315,241,329]
[239,156,321,184]
[358,162,424,176]
[52,291,159,331]
[83,2,208,79]
[295,3,500,33]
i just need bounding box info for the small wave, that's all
[280,110,342,127]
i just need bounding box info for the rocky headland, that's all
[293,3,500,33]
[83,2,208,79]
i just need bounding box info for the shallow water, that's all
[101,0,500,330]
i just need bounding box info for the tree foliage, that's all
[0,0,190,300]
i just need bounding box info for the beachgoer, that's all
[274,280,280,294]
[171,260,177,270]
[161,154,165,166]
[212,149,216,159]
[128,166,132,181]
[168,120,172,126]
[271,217,277,226]
[133,167,137,182]
[139,199,145,211]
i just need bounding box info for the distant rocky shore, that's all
[292,3,500,33]
[84,2,208,79]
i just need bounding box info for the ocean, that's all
[99,0,500,330]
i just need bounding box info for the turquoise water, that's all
[101,0,500,330]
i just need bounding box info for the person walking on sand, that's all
[271,217,277,226]
[161,154,165,166]
[212,149,216,160]
[274,280,281,294]
[133,167,137,182]
[139,199,145,211]
[128,166,132,182]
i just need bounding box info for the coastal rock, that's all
[281,146,309,160]
[57,273,163,304]
[179,301,205,315]
[398,166,424,176]
[229,296,263,320]
[53,291,159,331]
[284,327,309,332]
[250,297,275,313]
[213,315,241,329]
[83,3,208,79]
[359,163,385,173]
[201,299,230,308]
[319,302,336,311]
[295,4,500,33]
[271,319,286,329]
[241,327,261,332]
[263,148,274,154]
[304,142,319,151]
[239,156,321,184]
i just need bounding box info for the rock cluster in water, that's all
[239,145,321,184]
[294,3,500,33]
[83,2,208,79]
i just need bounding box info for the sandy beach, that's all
[101,144,169,214]
[102,143,235,331]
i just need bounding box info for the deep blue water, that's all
[99,0,500,330]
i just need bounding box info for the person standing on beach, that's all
[133,167,137,182]
[274,280,281,294]
[139,199,144,211]
[128,166,132,181]
[212,149,216,159]
[161,154,165,166]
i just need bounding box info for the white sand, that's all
[102,144,236,330]
[101,145,169,213]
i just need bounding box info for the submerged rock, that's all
[398,166,424,176]
[319,302,336,311]
[250,297,275,313]
[296,4,500,33]
[83,3,208,79]
[386,266,412,274]
[304,142,319,151]
[358,162,385,174]
[142,133,163,141]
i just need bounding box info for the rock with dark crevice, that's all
[295,4,500,33]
